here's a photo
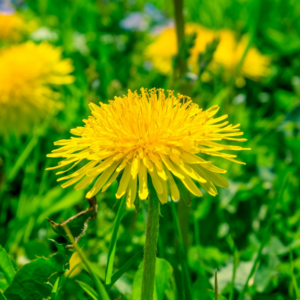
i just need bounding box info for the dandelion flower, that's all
[47,89,249,207]
[0,41,74,135]
[146,23,270,81]
[0,12,26,41]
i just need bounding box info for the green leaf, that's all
[170,201,193,300]
[284,104,300,123]
[206,290,228,300]
[155,259,173,300]
[76,280,98,300]
[63,227,111,300]
[105,196,126,285]
[4,241,72,300]
[50,277,60,300]
[109,249,143,288]
[0,290,7,300]
[132,258,173,300]
[0,246,16,285]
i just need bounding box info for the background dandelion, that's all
[0,41,74,135]
[146,23,270,83]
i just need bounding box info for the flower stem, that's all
[141,191,160,300]
[172,0,187,78]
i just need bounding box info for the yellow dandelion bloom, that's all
[0,41,75,135]
[146,23,270,81]
[47,89,249,207]
[0,13,26,41]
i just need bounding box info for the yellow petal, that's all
[156,176,168,204]
[182,175,202,197]
[195,165,229,188]
[143,154,154,172]
[115,163,131,199]
[87,156,115,177]
[74,175,95,190]
[149,165,163,195]
[86,161,119,198]
[165,168,180,201]
[57,160,98,181]
[61,173,86,188]
[131,157,140,179]
[160,154,185,179]
[181,152,210,164]
[55,160,83,175]
[126,176,137,208]
[138,161,148,200]
[169,153,184,167]
[102,170,119,192]
[179,162,206,183]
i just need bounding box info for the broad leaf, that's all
[132,258,173,300]
[4,241,72,300]
[0,246,15,285]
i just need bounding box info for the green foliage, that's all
[0,246,15,286]
[132,258,173,300]
[105,196,126,285]
[3,241,72,300]
[1,0,300,299]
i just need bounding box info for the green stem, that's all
[173,0,187,76]
[141,191,160,300]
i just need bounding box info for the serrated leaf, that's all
[0,246,16,285]
[4,241,72,300]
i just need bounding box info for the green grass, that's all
[1,0,300,299]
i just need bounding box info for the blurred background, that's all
[0,0,300,299]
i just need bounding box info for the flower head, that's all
[47,89,249,207]
[146,23,270,81]
[0,41,74,135]
[0,13,36,42]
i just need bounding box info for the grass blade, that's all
[237,174,289,300]
[63,225,110,300]
[215,270,218,300]
[170,200,192,300]
[50,277,60,300]
[0,291,7,300]
[7,113,53,183]
[105,196,126,285]
[76,280,98,300]
[290,251,300,298]
[108,249,143,288]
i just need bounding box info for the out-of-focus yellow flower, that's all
[47,89,249,207]
[0,13,23,41]
[146,23,270,82]
[0,41,75,135]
